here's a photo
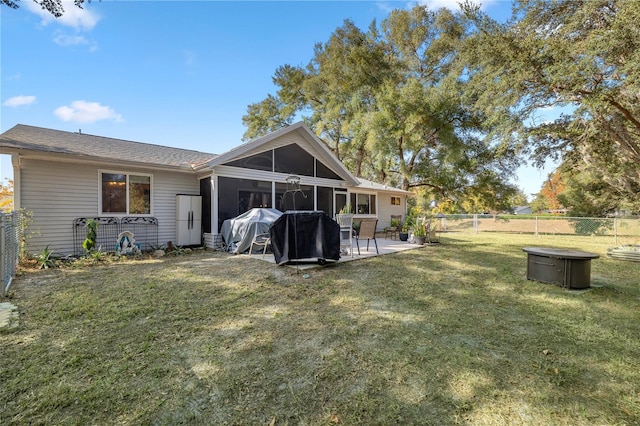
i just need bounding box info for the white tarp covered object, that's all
[221,208,282,254]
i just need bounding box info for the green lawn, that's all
[1,233,639,425]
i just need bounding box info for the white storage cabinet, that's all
[175,195,202,246]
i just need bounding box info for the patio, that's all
[242,233,439,268]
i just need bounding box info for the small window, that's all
[350,193,376,215]
[101,172,151,215]
[391,196,401,205]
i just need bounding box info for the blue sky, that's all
[1,0,556,199]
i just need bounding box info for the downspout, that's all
[11,154,20,210]
[211,174,218,234]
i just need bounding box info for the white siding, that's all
[152,170,200,248]
[376,193,407,230]
[19,158,199,256]
[21,159,97,256]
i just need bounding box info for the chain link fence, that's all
[1,211,22,298]
[2,211,638,296]
[438,214,640,246]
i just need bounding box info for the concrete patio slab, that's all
[242,235,439,269]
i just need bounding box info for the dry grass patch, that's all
[1,234,639,424]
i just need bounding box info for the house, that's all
[0,122,410,256]
[513,205,533,215]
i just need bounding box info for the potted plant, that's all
[399,223,409,241]
[413,219,426,245]
[338,204,353,215]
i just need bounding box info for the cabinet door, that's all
[176,195,192,221]
[176,219,191,246]
[191,196,202,222]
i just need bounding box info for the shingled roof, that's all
[0,124,216,170]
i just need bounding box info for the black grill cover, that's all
[269,211,340,265]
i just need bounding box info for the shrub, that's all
[82,219,98,253]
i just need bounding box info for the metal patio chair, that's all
[355,218,379,255]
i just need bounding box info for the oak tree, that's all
[2,0,86,17]
[243,5,521,210]
[462,0,640,211]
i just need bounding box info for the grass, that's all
[1,233,639,425]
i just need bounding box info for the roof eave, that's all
[4,148,199,173]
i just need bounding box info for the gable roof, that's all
[0,124,216,170]
[206,122,360,186]
[0,123,409,195]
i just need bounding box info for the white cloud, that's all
[378,0,498,15]
[3,95,36,107]
[54,100,123,124]
[25,0,100,31]
[53,32,87,46]
[53,31,98,51]
[415,0,496,12]
[376,2,396,13]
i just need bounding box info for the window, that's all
[217,177,273,230]
[225,150,273,171]
[275,182,314,211]
[391,196,401,206]
[350,193,376,215]
[316,160,342,180]
[239,190,272,212]
[101,172,151,215]
[274,144,314,176]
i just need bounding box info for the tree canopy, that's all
[2,0,86,17]
[243,6,521,212]
[462,0,640,213]
[244,0,640,214]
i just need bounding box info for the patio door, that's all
[334,190,348,217]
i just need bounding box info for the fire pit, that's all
[523,247,599,289]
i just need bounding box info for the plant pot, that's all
[399,232,409,241]
[414,235,425,245]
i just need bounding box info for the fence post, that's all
[535,216,539,238]
[614,217,617,245]
[12,212,20,275]
[1,214,5,297]
[473,214,478,234]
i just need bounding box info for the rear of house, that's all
[0,123,410,257]
[1,125,212,256]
